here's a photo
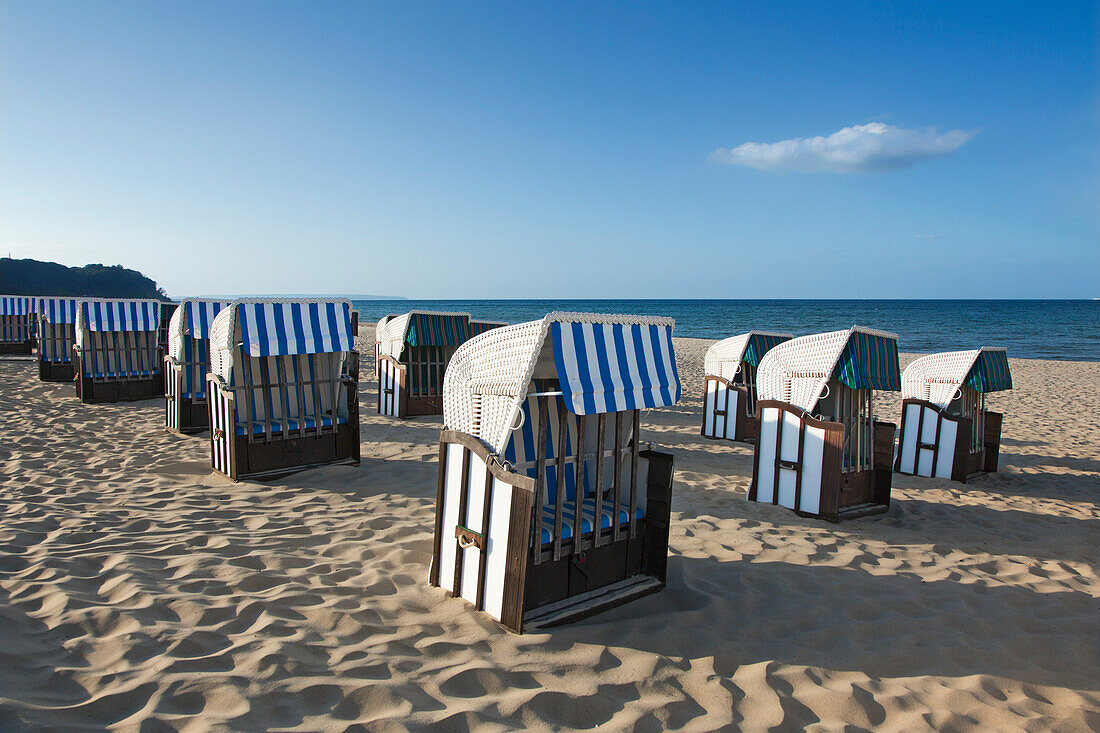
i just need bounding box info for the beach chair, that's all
[469,319,508,337]
[206,299,360,480]
[36,298,78,381]
[164,299,233,433]
[0,296,37,355]
[157,303,178,391]
[429,313,680,633]
[750,326,900,521]
[73,299,163,403]
[701,331,793,442]
[895,348,1012,482]
[376,311,503,418]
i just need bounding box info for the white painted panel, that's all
[458,456,489,604]
[437,443,466,593]
[754,408,779,503]
[775,411,801,509]
[897,403,920,474]
[934,418,958,479]
[798,425,825,515]
[724,388,739,440]
[482,476,514,621]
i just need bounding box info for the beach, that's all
[0,326,1097,731]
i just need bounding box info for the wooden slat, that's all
[475,466,494,611]
[241,353,256,443]
[532,395,548,565]
[613,411,623,543]
[629,410,639,538]
[593,413,606,548]
[451,448,472,597]
[573,414,586,551]
[553,404,567,561]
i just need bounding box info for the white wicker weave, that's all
[443,312,677,455]
[704,331,795,380]
[207,298,353,381]
[756,325,899,413]
[374,311,473,361]
[901,348,1006,409]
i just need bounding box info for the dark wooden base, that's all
[404,395,444,417]
[168,397,211,434]
[0,340,33,355]
[76,374,163,404]
[229,422,360,480]
[39,360,75,382]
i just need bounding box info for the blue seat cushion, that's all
[86,370,156,378]
[235,415,347,436]
[539,497,644,545]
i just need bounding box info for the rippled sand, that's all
[0,329,1096,731]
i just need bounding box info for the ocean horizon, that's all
[350,298,1100,362]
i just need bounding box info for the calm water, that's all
[352,299,1100,362]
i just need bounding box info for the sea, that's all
[350,299,1100,362]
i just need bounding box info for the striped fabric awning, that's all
[38,298,78,324]
[967,349,1012,393]
[1,296,36,315]
[744,333,791,367]
[833,330,901,391]
[406,313,472,347]
[186,300,232,340]
[82,300,160,332]
[551,321,680,415]
[238,301,353,357]
[469,320,507,337]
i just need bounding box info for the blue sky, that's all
[2,2,1096,298]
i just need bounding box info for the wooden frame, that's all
[700,375,757,442]
[895,398,1004,482]
[429,413,675,634]
[37,320,76,382]
[0,314,35,354]
[750,399,895,522]
[208,351,361,481]
[377,344,459,418]
[165,355,213,434]
[72,331,163,404]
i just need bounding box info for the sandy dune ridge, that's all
[0,327,1097,731]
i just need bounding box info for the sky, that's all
[1,1,1097,299]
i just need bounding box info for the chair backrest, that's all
[75,299,161,377]
[209,299,355,429]
[169,300,233,399]
[0,296,37,343]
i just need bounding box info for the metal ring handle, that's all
[818,383,830,401]
[458,536,475,550]
[511,409,526,431]
[953,387,963,401]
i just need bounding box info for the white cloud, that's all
[710,122,976,173]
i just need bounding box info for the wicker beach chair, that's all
[73,299,163,403]
[701,331,793,442]
[429,312,680,633]
[164,299,233,433]
[750,326,901,521]
[895,348,1012,482]
[206,299,360,480]
[1,296,37,355]
[36,298,78,381]
[376,311,504,418]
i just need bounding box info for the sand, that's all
[0,327,1097,731]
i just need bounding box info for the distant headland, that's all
[0,258,166,300]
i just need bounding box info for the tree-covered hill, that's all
[0,258,167,300]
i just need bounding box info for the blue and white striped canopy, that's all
[238,301,354,357]
[81,300,160,332]
[551,321,680,415]
[185,300,232,340]
[1,296,36,316]
[38,298,78,324]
